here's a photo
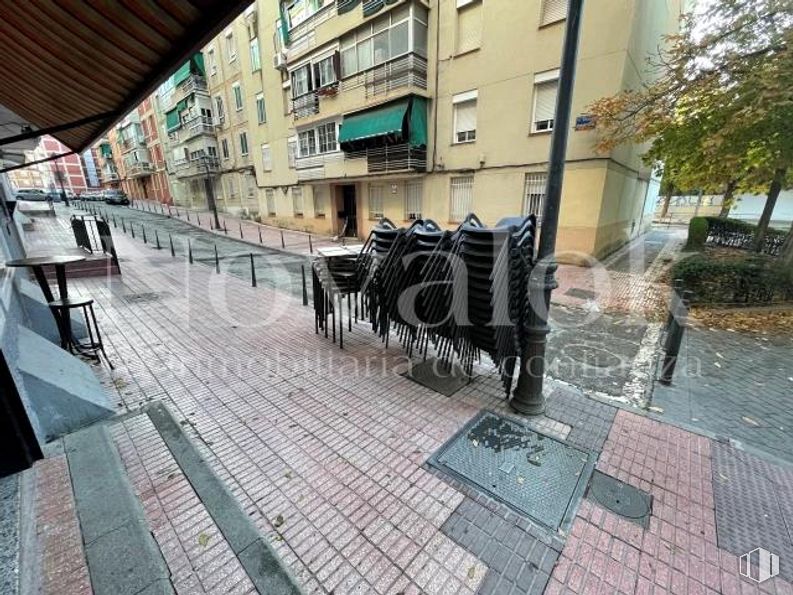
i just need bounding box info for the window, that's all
[338,5,418,77]
[232,83,243,111]
[256,93,266,124]
[239,132,249,156]
[368,185,384,220]
[208,48,217,75]
[313,187,326,217]
[291,65,311,97]
[450,176,474,222]
[453,91,477,143]
[413,5,429,57]
[317,122,337,153]
[523,172,547,223]
[541,0,568,25]
[245,174,256,199]
[266,188,276,215]
[221,138,230,159]
[225,31,237,62]
[287,138,298,168]
[292,187,304,216]
[298,130,317,157]
[456,1,482,54]
[249,39,261,71]
[532,70,559,133]
[261,144,272,171]
[215,95,225,124]
[405,181,422,220]
[316,55,336,87]
[206,146,218,159]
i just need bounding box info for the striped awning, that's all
[0,1,251,152]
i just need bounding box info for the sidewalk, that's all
[12,211,793,594]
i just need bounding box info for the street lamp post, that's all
[511,0,584,415]
[200,154,221,230]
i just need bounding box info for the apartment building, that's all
[17,136,89,194]
[94,138,120,189]
[193,0,681,259]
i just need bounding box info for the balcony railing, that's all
[182,116,216,140]
[126,162,154,178]
[165,75,208,110]
[341,53,427,98]
[294,151,344,181]
[101,172,120,182]
[173,156,220,178]
[292,92,320,120]
[345,144,426,174]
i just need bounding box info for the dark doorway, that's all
[0,351,43,477]
[339,184,358,238]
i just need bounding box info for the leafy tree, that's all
[589,0,793,251]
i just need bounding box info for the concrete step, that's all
[14,405,302,595]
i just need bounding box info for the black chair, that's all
[47,297,113,368]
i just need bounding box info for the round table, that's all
[5,254,86,349]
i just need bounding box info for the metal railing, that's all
[340,53,427,98]
[173,156,221,178]
[182,115,216,140]
[126,162,154,178]
[292,92,320,120]
[70,215,120,270]
[345,144,426,173]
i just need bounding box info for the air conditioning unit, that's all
[272,52,287,71]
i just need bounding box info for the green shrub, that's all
[685,217,709,251]
[672,252,793,305]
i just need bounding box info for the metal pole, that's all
[155,230,161,250]
[131,224,135,239]
[258,226,263,244]
[203,161,222,231]
[142,226,147,244]
[188,239,193,264]
[309,235,313,254]
[239,222,244,239]
[197,213,201,227]
[280,230,285,249]
[169,234,175,257]
[301,264,308,306]
[512,0,584,416]
[122,219,126,233]
[223,220,228,235]
[659,290,692,385]
[250,253,257,287]
[214,244,220,273]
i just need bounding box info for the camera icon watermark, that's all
[739,548,780,583]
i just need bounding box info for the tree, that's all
[589,0,793,251]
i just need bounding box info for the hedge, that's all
[701,216,786,255]
[672,252,793,305]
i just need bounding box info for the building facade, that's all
[8,136,90,194]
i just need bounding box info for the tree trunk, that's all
[753,167,786,252]
[719,180,737,218]
[660,192,672,219]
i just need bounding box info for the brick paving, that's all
[0,474,19,595]
[32,456,93,595]
[111,414,257,594]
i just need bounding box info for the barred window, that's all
[405,181,422,220]
[266,188,276,215]
[313,187,326,217]
[450,176,473,222]
[368,184,384,220]
[523,172,547,223]
[292,187,304,216]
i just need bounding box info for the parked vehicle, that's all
[13,188,48,202]
[104,189,129,205]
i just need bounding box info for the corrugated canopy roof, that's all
[0,0,251,153]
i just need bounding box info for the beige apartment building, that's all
[186,0,681,260]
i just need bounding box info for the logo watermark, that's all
[739,548,780,583]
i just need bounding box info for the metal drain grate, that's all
[121,292,169,303]
[586,471,652,528]
[429,411,595,531]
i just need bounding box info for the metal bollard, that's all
[197,214,201,227]
[155,230,161,250]
[664,279,684,336]
[188,240,193,264]
[239,222,243,239]
[131,224,135,239]
[308,235,313,254]
[214,244,220,273]
[122,219,126,233]
[142,226,147,244]
[280,230,285,249]
[112,215,117,228]
[258,226,263,244]
[223,220,228,235]
[250,254,257,287]
[301,264,308,306]
[659,289,693,385]
[176,206,180,217]
[187,210,191,222]
[169,234,175,257]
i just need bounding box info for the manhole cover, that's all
[586,471,652,528]
[563,344,623,368]
[404,359,472,397]
[429,411,594,531]
[566,287,596,300]
[121,292,168,303]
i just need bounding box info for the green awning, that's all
[192,53,205,77]
[409,96,427,147]
[99,143,113,158]
[165,108,180,131]
[339,98,409,149]
[172,60,192,86]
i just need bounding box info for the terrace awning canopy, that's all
[0,1,251,153]
[338,95,427,152]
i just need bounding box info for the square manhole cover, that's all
[404,359,472,397]
[429,411,594,531]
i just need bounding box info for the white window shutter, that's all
[542,0,568,25]
[533,81,558,126]
[456,2,482,53]
[455,101,477,133]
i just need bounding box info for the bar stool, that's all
[47,297,113,369]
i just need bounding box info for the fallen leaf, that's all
[274,514,285,528]
[467,566,477,580]
[198,533,211,547]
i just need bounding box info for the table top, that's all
[317,245,366,258]
[5,255,87,267]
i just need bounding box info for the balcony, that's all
[292,92,320,120]
[345,144,426,174]
[341,53,427,99]
[294,151,344,181]
[165,75,208,110]
[173,156,220,179]
[182,116,216,141]
[102,171,120,182]
[126,162,154,178]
